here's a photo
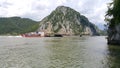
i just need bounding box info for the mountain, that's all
[38,6,99,36]
[0,17,39,35]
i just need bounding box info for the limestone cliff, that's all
[38,6,99,35]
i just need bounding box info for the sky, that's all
[0,0,112,30]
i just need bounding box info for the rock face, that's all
[108,24,120,45]
[38,6,99,35]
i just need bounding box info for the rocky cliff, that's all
[38,6,99,35]
[108,24,120,45]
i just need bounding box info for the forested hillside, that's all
[0,17,39,35]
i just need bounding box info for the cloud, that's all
[0,0,112,29]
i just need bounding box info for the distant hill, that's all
[38,6,99,35]
[0,17,39,35]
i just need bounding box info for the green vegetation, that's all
[105,0,120,45]
[0,6,100,36]
[105,0,120,28]
[0,17,39,35]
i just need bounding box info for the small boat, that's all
[80,34,82,37]
[21,32,44,37]
[21,34,41,37]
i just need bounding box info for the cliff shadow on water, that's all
[107,45,120,68]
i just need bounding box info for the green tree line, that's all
[105,0,120,28]
[0,17,39,35]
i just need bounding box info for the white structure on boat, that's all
[37,32,45,37]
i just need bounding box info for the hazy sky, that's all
[0,0,111,29]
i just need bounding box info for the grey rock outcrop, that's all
[38,6,99,36]
[108,24,120,45]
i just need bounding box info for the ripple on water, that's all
[0,36,119,68]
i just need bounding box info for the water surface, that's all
[0,36,120,68]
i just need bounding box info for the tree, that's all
[105,0,120,28]
[105,0,120,45]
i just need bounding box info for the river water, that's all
[0,36,120,68]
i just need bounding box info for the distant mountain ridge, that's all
[0,6,100,36]
[38,6,99,35]
[0,17,39,35]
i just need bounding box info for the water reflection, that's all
[107,45,120,68]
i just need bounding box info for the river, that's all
[0,36,120,68]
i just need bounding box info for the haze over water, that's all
[0,36,120,68]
